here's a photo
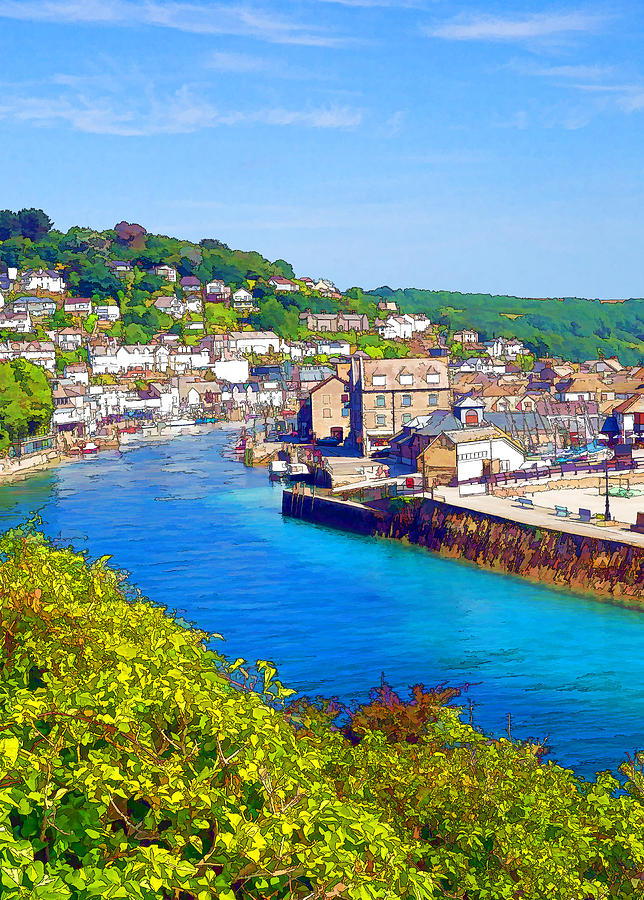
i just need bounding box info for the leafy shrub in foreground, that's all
[2,526,644,898]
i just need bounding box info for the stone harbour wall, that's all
[283,491,644,603]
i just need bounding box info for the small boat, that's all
[269,459,289,481]
[167,418,195,428]
[82,442,99,455]
[286,462,311,483]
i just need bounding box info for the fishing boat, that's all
[81,442,99,455]
[167,417,195,428]
[268,459,289,481]
[286,462,311,483]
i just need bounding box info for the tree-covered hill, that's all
[2,207,644,362]
[367,287,644,365]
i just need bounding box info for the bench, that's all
[555,506,569,518]
[514,497,534,509]
[579,508,592,523]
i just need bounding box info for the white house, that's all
[21,269,66,293]
[484,337,527,360]
[268,276,298,293]
[441,425,526,483]
[168,346,210,373]
[453,329,479,345]
[13,296,57,317]
[153,296,185,319]
[316,338,351,356]
[205,279,226,295]
[378,315,414,340]
[232,288,254,311]
[89,343,165,375]
[411,314,432,334]
[0,340,56,372]
[0,310,31,333]
[63,363,90,385]
[64,297,93,316]
[94,304,121,322]
[154,264,178,283]
[229,331,280,355]
[211,357,250,383]
[53,328,84,351]
[185,297,203,315]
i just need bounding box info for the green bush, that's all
[3,526,644,899]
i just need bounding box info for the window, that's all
[376,395,386,407]
[400,374,414,386]
[372,375,386,386]
[376,414,386,426]
[429,394,438,406]
[341,407,349,417]
[402,413,411,424]
[323,409,331,418]
[402,394,411,407]
[426,373,440,384]
[323,394,330,405]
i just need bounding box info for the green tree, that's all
[0,360,53,446]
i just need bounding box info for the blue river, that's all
[1,427,643,780]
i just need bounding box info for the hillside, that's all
[1,208,643,363]
[368,288,644,366]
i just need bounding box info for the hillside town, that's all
[2,258,644,505]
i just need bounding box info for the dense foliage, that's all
[4,526,644,898]
[0,361,53,450]
[369,287,644,366]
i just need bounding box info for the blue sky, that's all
[0,1,642,298]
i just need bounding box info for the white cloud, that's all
[425,11,607,42]
[0,0,350,46]
[0,82,363,135]
[207,52,269,73]
[531,63,614,80]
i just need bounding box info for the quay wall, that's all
[282,490,387,535]
[283,491,644,603]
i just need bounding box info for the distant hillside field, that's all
[368,288,644,365]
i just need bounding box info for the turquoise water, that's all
[2,427,644,779]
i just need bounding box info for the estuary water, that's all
[2,427,644,780]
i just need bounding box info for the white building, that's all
[21,269,66,293]
[0,310,31,333]
[154,264,178,283]
[211,357,250,383]
[232,288,254,311]
[168,346,210,373]
[316,338,351,356]
[441,425,526,483]
[94,304,121,322]
[64,297,93,316]
[0,340,56,372]
[268,276,298,293]
[153,296,185,319]
[89,343,170,375]
[229,331,280,355]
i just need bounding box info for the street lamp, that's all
[599,415,620,521]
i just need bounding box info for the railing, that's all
[459,456,642,489]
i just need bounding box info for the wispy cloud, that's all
[0,79,363,135]
[425,11,608,43]
[314,0,426,7]
[0,0,350,46]
[206,52,270,74]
